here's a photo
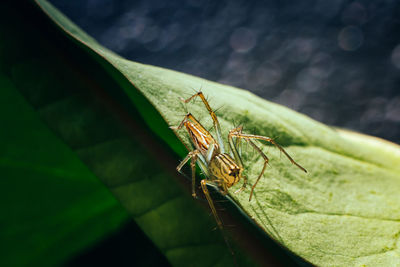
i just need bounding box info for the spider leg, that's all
[170,113,191,130]
[229,130,306,200]
[200,179,237,265]
[201,179,223,229]
[180,91,226,153]
[235,127,243,156]
[176,150,201,198]
[227,126,248,195]
[229,131,307,173]
[228,126,244,168]
[246,140,269,201]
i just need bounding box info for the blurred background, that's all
[49,0,400,144]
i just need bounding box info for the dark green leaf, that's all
[0,61,128,266]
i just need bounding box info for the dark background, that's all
[49,0,400,144]
[45,0,400,265]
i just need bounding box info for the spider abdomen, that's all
[183,115,220,157]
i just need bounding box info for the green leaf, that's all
[14,0,400,266]
[0,50,129,266]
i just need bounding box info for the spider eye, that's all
[229,169,239,177]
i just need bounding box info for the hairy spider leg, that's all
[200,180,222,229]
[200,179,237,266]
[246,140,269,201]
[228,126,244,168]
[229,130,307,200]
[227,126,248,194]
[229,131,307,172]
[176,150,201,198]
[180,92,226,153]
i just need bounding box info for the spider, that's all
[172,91,307,230]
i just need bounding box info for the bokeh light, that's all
[338,26,364,51]
[230,27,257,53]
